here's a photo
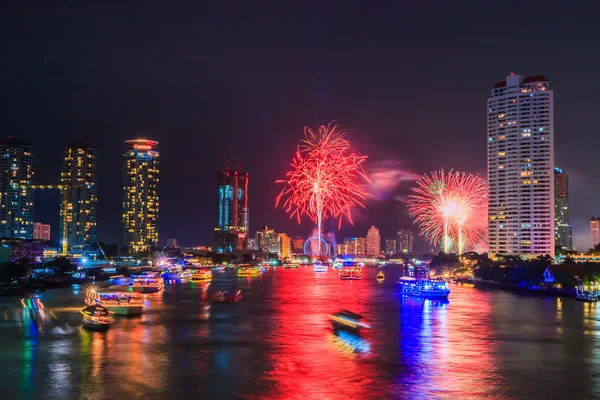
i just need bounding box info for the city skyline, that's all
[2,3,599,251]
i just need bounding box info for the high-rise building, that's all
[0,137,34,239]
[279,233,291,258]
[60,141,97,248]
[488,74,554,257]
[591,217,600,250]
[554,168,572,253]
[292,236,304,254]
[336,243,347,255]
[247,238,257,251]
[344,237,366,255]
[385,239,396,255]
[166,238,178,249]
[366,225,380,256]
[256,226,280,255]
[214,163,249,253]
[122,139,160,253]
[397,229,413,254]
[33,222,51,241]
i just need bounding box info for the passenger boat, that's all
[338,267,362,280]
[162,267,185,281]
[190,268,213,281]
[575,285,598,302]
[85,288,145,315]
[328,310,371,333]
[81,305,111,331]
[314,263,328,272]
[237,266,262,276]
[207,289,243,303]
[377,272,385,281]
[398,276,450,299]
[283,263,299,269]
[130,273,164,293]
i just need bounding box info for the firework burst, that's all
[407,170,487,254]
[276,122,370,247]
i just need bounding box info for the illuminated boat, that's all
[328,310,371,333]
[208,290,243,303]
[314,263,328,272]
[130,273,164,293]
[81,305,111,331]
[162,267,186,281]
[332,261,343,269]
[85,288,145,315]
[108,275,129,286]
[575,285,598,302]
[377,272,385,281]
[190,269,213,281]
[398,276,450,299]
[237,266,262,276]
[338,267,362,280]
[283,263,299,269]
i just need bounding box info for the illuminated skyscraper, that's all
[0,137,34,239]
[279,233,291,258]
[554,168,572,252]
[366,225,381,256]
[397,229,413,254]
[488,74,554,257]
[344,237,366,255]
[122,139,159,252]
[33,222,50,241]
[591,217,600,249]
[60,141,97,248]
[214,163,249,253]
[256,226,280,255]
[385,239,396,255]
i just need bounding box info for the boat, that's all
[237,266,262,276]
[81,305,111,331]
[283,264,299,269]
[190,268,213,281]
[398,276,450,299]
[162,267,185,281]
[328,310,371,333]
[85,288,145,315]
[130,273,164,293]
[207,289,243,303]
[108,275,129,285]
[211,265,226,272]
[338,267,362,280]
[314,263,328,273]
[332,261,343,270]
[575,285,598,302]
[377,272,385,281]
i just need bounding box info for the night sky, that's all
[2,2,599,251]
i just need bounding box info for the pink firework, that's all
[276,122,370,241]
[407,170,488,254]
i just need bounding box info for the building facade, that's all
[366,225,381,256]
[292,236,304,254]
[256,226,280,255]
[214,164,249,253]
[33,222,51,241]
[166,238,178,249]
[60,141,97,247]
[344,237,366,256]
[122,139,160,253]
[554,168,572,253]
[0,138,34,239]
[488,74,554,257]
[385,239,396,256]
[396,229,413,254]
[279,233,291,258]
[592,217,600,250]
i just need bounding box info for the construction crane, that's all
[22,184,69,255]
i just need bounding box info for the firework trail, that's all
[407,170,487,254]
[276,122,370,250]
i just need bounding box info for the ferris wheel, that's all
[304,236,329,256]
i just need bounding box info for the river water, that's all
[1,265,599,399]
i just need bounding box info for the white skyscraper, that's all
[366,225,381,256]
[487,74,554,258]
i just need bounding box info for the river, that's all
[0,265,599,399]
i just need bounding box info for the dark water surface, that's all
[1,265,600,399]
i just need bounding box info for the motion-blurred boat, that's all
[81,304,111,331]
[328,310,371,333]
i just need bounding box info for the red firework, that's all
[407,170,487,254]
[276,122,370,235]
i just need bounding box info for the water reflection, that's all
[2,267,600,398]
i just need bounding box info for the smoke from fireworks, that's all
[276,122,370,245]
[407,170,487,254]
